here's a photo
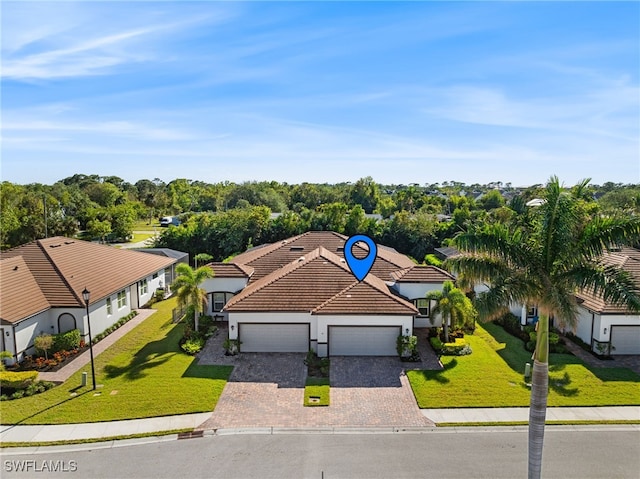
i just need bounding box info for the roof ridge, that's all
[311,280,359,313]
[37,238,84,306]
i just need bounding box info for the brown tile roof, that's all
[313,275,418,316]
[0,256,51,324]
[0,237,176,310]
[225,247,417,315]
[232,231,414,282]
[576,247,640,314]
[390,265,455,283]
[207,262,254,278]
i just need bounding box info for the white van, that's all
[160,216,180,227]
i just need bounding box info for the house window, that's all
[139,279,148,295]
[117,290,127,309]
[106,298,112,315]
[211,292,234,312]
[527,305,538,319]
[414,298,430,317]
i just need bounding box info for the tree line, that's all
[1,174,638,262]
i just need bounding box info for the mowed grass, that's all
[0,298,232,425]
[407,322,640,408]
[304,377,330,406]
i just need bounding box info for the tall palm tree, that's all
[426,280,476,342]
[447,176,640,479]
[172,263,214,332]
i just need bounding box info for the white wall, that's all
[201,277,248,295]
[13,311,51,362]
[593,313,640,343]
[392,282,442,300]
[574,307,594,345]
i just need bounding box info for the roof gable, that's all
[0,256,51,324]
[207,262,254,278]
[391,265,455,283]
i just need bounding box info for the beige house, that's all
[0,237,176,364]
[203,231,454,356]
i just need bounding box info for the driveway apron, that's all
[197,330,436,429]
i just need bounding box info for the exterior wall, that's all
[590,312,640,353]
[85,294,132,340]
[315,314,413,358]
[392,282,443,327]
[12,311,51,363]
[574,307,594,346]
[202,277,248,317]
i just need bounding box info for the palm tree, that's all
[447,176,640,479]
[426,280,476,342]
[172,263,214,332]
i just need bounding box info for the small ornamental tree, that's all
[34,334,54,360]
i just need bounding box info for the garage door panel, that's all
[239,323,309,353]
[611,326,640,355]
[329,326,399,356]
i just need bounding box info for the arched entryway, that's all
[58,313,77,333]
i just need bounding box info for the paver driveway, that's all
[197,328,438,430]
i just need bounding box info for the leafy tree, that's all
[34,334,54,360]
[172,263,214,332]
[425,280,476,342]
[350,176,380,213]
[194,253,213,268]
[447,176,640,479]
[87,219,112,243]
[85,182,122,207]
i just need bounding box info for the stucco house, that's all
[202,231,454,356]
[437,245,640,355]
[0,237,177,364]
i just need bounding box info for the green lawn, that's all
[128,232,155,243]
[304,377,330,406]
[407,323,640,408]
[0,298,232,425]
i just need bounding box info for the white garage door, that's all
[329,326,400,356]
[239,323,309,353]
[610,326,640,355]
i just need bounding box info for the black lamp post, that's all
[82,287,96,390]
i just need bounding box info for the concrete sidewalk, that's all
[422,406,640,424]
[1,407,638,446]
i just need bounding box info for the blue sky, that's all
[2,1,639,186]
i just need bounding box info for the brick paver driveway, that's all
[197,327,438,430]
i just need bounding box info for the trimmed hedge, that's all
[0,370,39,389]
[430,337,472,356]
[52,329,81,353]
[92,311,138,344]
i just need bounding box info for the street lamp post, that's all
[82,287,96,390]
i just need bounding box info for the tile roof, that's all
[0,237,176,312]
[576,247,640,314]
[207,262,254,278]
[390,265,455,283]
[232,231,414,282]
[0,256,50,324]
[225,247,418,315]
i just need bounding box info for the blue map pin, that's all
[344,235,377,281]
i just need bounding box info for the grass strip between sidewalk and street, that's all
[407,323,640,408]
[0,298,232,425]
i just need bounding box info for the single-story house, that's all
[0,237,178,364]
[203,231,454,356]
[131,247,189,287]
[436,245,640,355]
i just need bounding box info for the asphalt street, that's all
[2,426,639,479]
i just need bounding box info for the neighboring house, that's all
[437,245,640,355]
[131,248,189,287]
[573,247,640,355]
[0,237,177,364]
[203,231,455,356]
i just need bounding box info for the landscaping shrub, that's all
[181,337,205,355]
[92,311,138,344]
[494,312,528,342]
[430,337,472,356]
[0,370,38,389]
[52,329,81,353]
[305,350,330,377]
[526,330,567,354]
